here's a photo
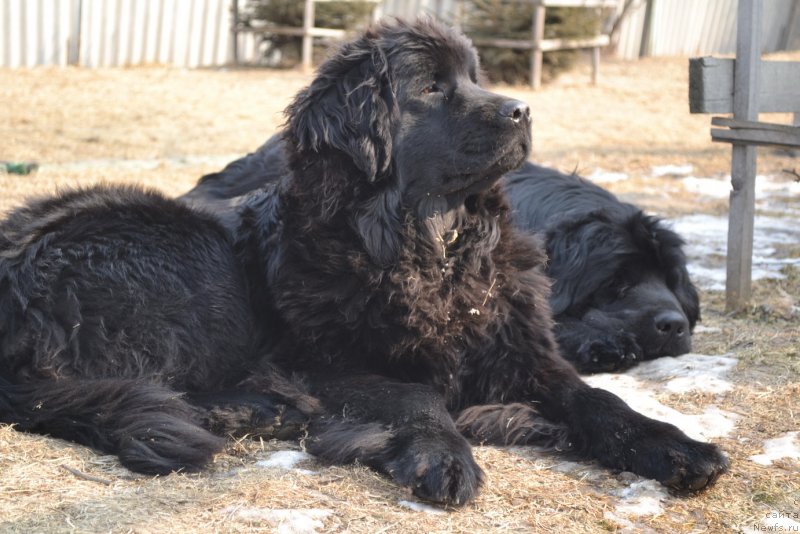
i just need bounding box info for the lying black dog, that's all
[184,152,700,375]
[504,164,699,373]
[0,18,726,504]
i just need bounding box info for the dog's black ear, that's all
[286,37,396,183]
[668,261,700,329]
[648,222,701,328]
[355,186,403,267]
[546,214,622,315]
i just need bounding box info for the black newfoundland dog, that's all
[1,19,726,504]
[185,152,700,376]
[504,164,700,373]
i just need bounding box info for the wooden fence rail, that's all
[462,0,617,89]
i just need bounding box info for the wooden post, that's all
[781,0,799,50]
[591,46,600,84]
[530,3,546,89]
[231,0,239,65]
[301,0,315,72]
[68,0,82,65]
[639,0,654,57]
[726,0,762,311]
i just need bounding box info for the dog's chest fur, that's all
[262,187,550,398]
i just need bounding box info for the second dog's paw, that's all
[577,332,642,373]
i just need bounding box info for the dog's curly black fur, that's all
[0,18,726,504]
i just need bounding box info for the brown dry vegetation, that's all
[1,50,799,533]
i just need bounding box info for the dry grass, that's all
[1,50,799,533]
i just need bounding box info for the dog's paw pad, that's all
[390,443,484,505]
[628,430,729,492]
[579,336,641,373]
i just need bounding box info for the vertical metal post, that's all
[726,0,762,311]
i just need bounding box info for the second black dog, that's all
[504,163,699,373]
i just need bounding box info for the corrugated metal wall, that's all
[1,0,798,68]
[78,0,232,67]
[382,0,459,20]
[1,0,78,67]
[624,0,798,59]
[0,0,234,67]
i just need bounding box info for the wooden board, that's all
[712,116,800,133]
[711,126,800,148]
[470,34,609,51]
[689,57,800,114]
[541,0,618,6]
[235,24,347,38]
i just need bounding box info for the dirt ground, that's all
[1,49,799,533]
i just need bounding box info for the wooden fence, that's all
[689,0,800,310]
[2,0,799,68]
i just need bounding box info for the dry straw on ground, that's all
[1,51,798,533]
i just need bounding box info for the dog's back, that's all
[503,162,636,233]
[181,134,287,206]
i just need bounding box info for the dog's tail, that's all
[0,376,224,474]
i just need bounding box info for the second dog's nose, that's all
[654,310,689,337]
[499,100,531,124]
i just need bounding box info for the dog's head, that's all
[285,18,531,265]
[547,210,700,359]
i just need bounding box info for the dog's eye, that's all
[421,83,443,95]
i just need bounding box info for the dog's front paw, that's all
[576,332,642,373]
[626,423,729,491]
[387,434,484,505]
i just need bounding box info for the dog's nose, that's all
[654,310,689,338]
[499,100,531,124]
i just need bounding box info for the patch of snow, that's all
[625,353,738,394]
[670,214,800,291]
[678,174,798,200]
[256,450,316,474]
[602,479,670,531]
[749,431,800,466]
[683,264,727,292]
[224,507,332,534]
[756,177,800,198]
[585,354,738,441]
[694,325,721,334]
[680,176,731,198]
[548,460,586,474]
[587,168,628,183]
[398,500,447,515]
[586,373,736,441]
[652,164,693,177]
[613,479,669,516]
